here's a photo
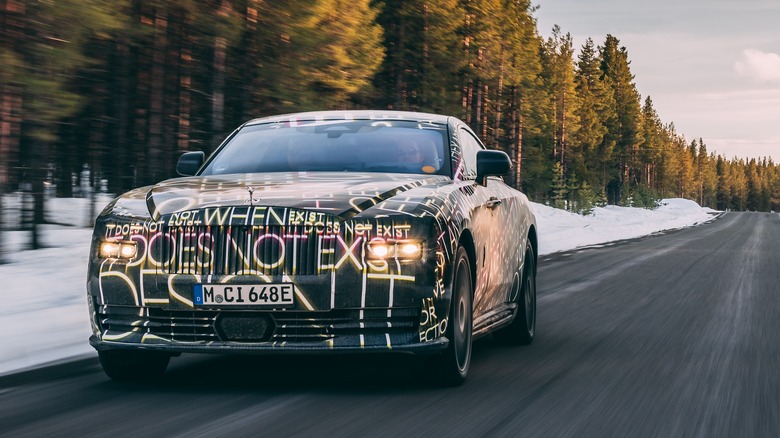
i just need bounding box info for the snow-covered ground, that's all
[533,198,718,254]
[0,195,718,376]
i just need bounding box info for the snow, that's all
[533,198,717,255]
[0,195,719,376]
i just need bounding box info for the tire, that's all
[98,350,170,381]
[429,246,473,386]
[493,243,536,345]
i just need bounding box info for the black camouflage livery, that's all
[87,111,537,357]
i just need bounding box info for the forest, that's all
[2,0,779,246]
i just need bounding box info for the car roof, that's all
[244,110,452,126]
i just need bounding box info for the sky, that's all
[0,195,716,376]
[534,0,780,161]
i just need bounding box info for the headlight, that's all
[98,240,137,260]
[367,238,423,260]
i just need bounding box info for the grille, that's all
[97,306,420,344]
[158,224,337,276]
[98,306,219,342]
[272,307,420,342]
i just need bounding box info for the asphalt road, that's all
[2,212,779,437]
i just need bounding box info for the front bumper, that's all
[89,304,449,355]
[90,335,449,355]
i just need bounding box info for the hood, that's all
[136,172,450,220]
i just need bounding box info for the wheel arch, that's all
[527,224,538,271]
[457,229,477,298]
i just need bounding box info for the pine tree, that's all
[301,0,385,108]
[599,35,642,204]
[578,180,595,215]
[542,26,579,174]
[697,140,718,207]
[551,161,567,209]
[730,159,748,210]
[572,38,613,194]
[597,187,608,207]
[373,0,465,114]
[234,1,383,114]
[656,122,680,199]
[715,156,727,210]
[459,0,495,125]
[746,159,761,211]
[769,160,780,211]
[676,137,695,199]
[639,97,663,192]
[498,0,544,189]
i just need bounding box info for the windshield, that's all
[200,119,448,176]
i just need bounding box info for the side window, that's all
[457,128,484,180]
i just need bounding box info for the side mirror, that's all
[176,151,205,176]
[476,150,512,186]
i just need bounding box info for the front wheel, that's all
[428,246,473,386]
[98,350,170,381]
[493,243,536,345]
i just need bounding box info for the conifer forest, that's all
[2,0,779,238]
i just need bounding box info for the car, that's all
[87,110,538,385]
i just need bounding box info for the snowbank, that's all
[532,198,717,255]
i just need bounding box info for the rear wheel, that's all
[98,350,170,381]
[493,243,536,345]
[429,246,473,386]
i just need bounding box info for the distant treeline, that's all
[1,0,778,214]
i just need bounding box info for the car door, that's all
[454,126,504,318]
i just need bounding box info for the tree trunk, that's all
[421,2,429,109]
[1,1,26,240]
[0,87,22,195]
[515,90,524,188]
[148,8,168,184]
[0,193,5,263]
[461,13,471,122]
[173,8,192,157]
[89,168,98,228]
[494,42,505,149]
[560,91,566,169]
[113,38,134,193]
[212,1,231,144]
[87,80,106,226]
[29,137,46,249]
[474,80,482,134]
[552,95,558,162]
[481,83,488,140]
[213,35,226,138]
[463,79,473,124]
[395,11,406,109]
[243,1,260,119]
[512,88,518,185]
[178,46,192,155]
[1,0,24,191]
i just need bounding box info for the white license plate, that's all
[194,284,294,306]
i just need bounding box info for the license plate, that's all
[194,284,294,307]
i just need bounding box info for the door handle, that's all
[486,197,502,209]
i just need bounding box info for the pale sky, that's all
[534,0,780,161]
